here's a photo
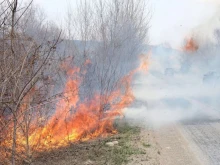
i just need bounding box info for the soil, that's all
[32,137,120,165]
[127,127,160,165]
[31,123,144,165]
[127,124,205,165]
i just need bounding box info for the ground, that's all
[32,122,151,165]
[32,119,220,165]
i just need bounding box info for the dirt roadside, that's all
[127,126,160,165]
[127,124,207,165]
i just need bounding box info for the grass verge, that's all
[109,121,146,165]
[32,120,144,165]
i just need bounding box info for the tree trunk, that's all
[12,112,17,165]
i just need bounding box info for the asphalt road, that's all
[153,117,220,165]
[181,118,220,165]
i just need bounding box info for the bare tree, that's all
[0,0,150,164]
[65,0,150,115]
[0,1,62,164]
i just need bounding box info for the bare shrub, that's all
[0,1,62,164]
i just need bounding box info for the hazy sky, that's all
[33,0,219,48]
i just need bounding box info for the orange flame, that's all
[138,52,150,73]
[184,38,198,52]
[1,55,148,161]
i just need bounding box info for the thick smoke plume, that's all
[125,12,220,127]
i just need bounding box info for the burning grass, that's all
[31,121,144,165]
[0,70,134,163]
[0,54,148,164]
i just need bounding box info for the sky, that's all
[33,0,220,48]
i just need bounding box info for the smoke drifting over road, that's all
[125,13,220,126]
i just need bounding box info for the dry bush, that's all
[66,0,151,112]
[0,1,62,164]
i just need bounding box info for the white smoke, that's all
[191,10,220,46]
[122,0,220,127]
[125,34,220,127]
[198,0,220,5]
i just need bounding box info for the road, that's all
[152,117,220,165]
[181,118,220,165]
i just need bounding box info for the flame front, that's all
[184,37,199,52]
[138,52,151,73]
[1,56,148,161]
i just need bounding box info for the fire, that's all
[184,37,199,52]
[138,52,150,73]
[1,55,148,162]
